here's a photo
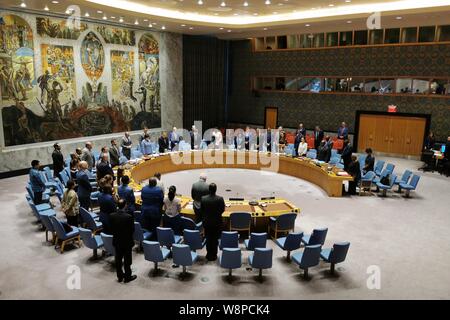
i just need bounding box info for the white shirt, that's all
[298,142,308,156]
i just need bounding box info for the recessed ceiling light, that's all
[329,4,335,7]
[181,24,186,27]
[243,1,249,6]
[396,16,402,19]
[220,1,226,6]
[20,2,26,8]
[152,22,157,25]
[233,13,239,16]
[273,12,278,14]
[51,0,58,3]
[44,5,49,11]
[347,20,352,23]
[161,26,166,30]
[97,10,103,13]
[119,17,124,22]
[263,27,268,30]
[111,16,116,19]
[345,0,351,2]
[144,19,148,22]
[134,20,139,25]
[214,13,219,15]
[189,27,194,29]
[278,3,284,6]
[265,0,271,4]
[198,0,203,5]
[85,12,90,17]
[65,9,71,14]
[227,30,231,32]
[220,27,224,30]
[253,13,258,15]
[102,16,107,20]
[148,24,152,27]
[311,7,316,9]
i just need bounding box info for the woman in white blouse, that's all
[297,137,308,157]
[163,185,182,234]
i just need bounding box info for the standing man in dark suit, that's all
[363,148,375,174]
[109,139,120,168]
[141,177,164,234]
[52,143,65,180]
[81,142,95,170]
[158,131,170,153]
[325,136,333,163]
[76,161,92,210]
[121,132,132,160]
[294,130,303,157]
[191,173,209,222]
[341,139,353,171]
[313,126,324,150]
[296,123,306,138]
[110,199,136,283]
[96,153,114,181]
[190,125,201,150]
[347,155,361,195]
[201,183,225,261]
[337,122,349,140]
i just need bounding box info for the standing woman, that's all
[121,132,132,160]
[61,180,80,226]
[162,186,182,235]
[69,153,80,180]
[297,137,308,157]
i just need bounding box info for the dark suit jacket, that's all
[141,185,164,216]
[109,146,120,167]
[76,170,92,198]
[52,150,64,174]
[110,209,135,249]
[118,185,136,213]
[313,130,324,149]
[338,127,349,139]
[96,161,114,180]
[348,161,361,182]
[200,194,225,228]
[190,131,201,149]
[341,144,353,170]
[364,154,375,172]
[191,180,209,210]
[158,136,170,153]
[98,192,117,234]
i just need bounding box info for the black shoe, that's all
[117,278,123,283]
[172,264,179,268]
[206,256,217,262]
[124,275,137,283]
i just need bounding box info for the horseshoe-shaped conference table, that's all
[121,150,352,231]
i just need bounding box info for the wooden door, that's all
[405,117,426,155]
[265,107,278,129]
[373,115,392,153]
[357,114,378,152]
[389,117,409,154]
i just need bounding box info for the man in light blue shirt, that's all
[29,160,45,204]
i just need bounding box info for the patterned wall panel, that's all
[228,40,450,140]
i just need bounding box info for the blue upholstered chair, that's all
[100,233,115,256]
[79,227,104,258]
[374,160,386,176]
[306,150,317,159]
[248,248,273,279]
[183,229,206,252]
[143,240,170,271]
[229,212,252,236]
[320,242,350,274]
[244,232,267,251]
[49,216,80,254]
[181,216,203,233]
[395,169,412,192]
[39,212,57,243]
[134,222,152,250]
[172,243,198,276]
[376,174,397,197]
[359,171,376,196]
[268,213,297,239]
[302,228,328,246]
[219,231,239,250]
[79,207,102,234]
[59,170,70,187]
[399,174,420,198]
[157,227,182,250]
[292,244,322,279]
[373,168,389,185]
[220,248,242,277]
[119,155,128,165]
[275,232,303,260]
[131,149,143,159]
[385,163,395,175]
[28,200,54,222]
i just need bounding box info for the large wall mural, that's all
[0,12,162,147]
[36,17,88,40]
